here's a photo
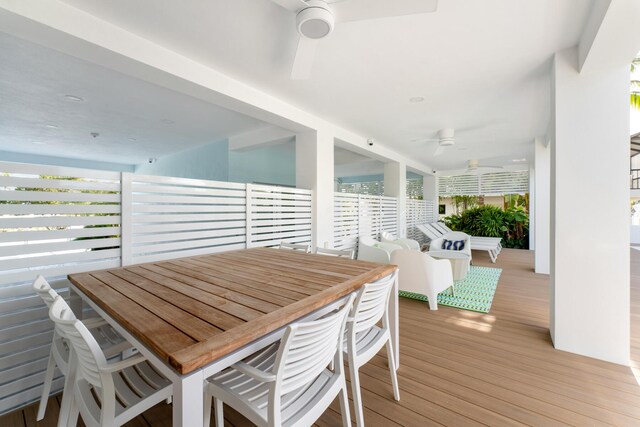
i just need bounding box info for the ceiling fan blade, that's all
[434,145,446,157]
[291,36,319,80]
[333,0,438,23]
[271,0,307,12]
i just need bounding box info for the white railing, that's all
[406,199,436,245]
[0,163,122,414]
[333,192,398,252]
[0,162,312,415]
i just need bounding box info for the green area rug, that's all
[399,266,502,313]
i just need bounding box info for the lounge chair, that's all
[417,223,502,263]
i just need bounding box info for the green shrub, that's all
[443,205,529,249]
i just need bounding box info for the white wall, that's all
[550,47,630,365]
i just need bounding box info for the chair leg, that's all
[349,363,365,427]
[214,397,224,427]
[37,351,56,421]
[385,340,400,401]
[427,294,438,310]
[64,394,79,427]
[338,378,352,427]
[203,392,213,427]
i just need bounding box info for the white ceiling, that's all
[58,0,595,170]
[0,32,268,164]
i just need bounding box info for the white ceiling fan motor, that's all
[297,1,335,39]
[439,128,455,146]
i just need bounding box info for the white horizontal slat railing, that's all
[333,192,398,254]
[0,162,122,414]
[406,199,436,245]
[0,162,313,415]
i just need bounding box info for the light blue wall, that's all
[228,142,296,186]
[0,150,134,172]
[135,139,229,181]
[338,171,423,183]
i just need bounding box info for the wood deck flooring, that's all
[4,248,640,426]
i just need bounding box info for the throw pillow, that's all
[441,239,465,251]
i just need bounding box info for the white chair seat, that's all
[75,360,171,426]
[344,325,387,362]
[208,344,342,427]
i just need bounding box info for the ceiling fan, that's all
[271,0,439,79]
[465,159,504,173]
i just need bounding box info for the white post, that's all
[423,173,438,222]
[534,137,550,273]
[549,47,630,365]
[384,161,407,237]
[296,130,334,249]
[245,183,253,248]
[120,172,132,266]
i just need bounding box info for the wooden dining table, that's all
[67,247,398,427]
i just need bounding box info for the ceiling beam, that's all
[578,0,640,74]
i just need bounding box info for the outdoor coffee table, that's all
[428,250,471,281]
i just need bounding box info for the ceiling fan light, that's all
[297,5,334,39]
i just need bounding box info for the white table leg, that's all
[173,370,205,427]
[390,273,399,370]
[68,288,83,319]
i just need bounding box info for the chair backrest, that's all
[358,235,378,247]
[273,294,355,397]
[49,297,111,391]
[349,272,397,335]
[33,275,60,308]
[380,231,397,241]
[279,242,311,253]
[437,222,453,233]
[315,247,355,259]
[431,222,450,234]
[416,224,442,240]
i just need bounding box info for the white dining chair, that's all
[48,296,172,427]
[315,246,355,259]
[278,242,312,253]
[204,294,356,427]
[32,275,131,422]
[345,272,400,427]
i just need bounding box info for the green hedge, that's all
[443,205,529,249]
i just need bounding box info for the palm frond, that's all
[632,80,640,89]
[631,92,640,110]
[632,57,640,73]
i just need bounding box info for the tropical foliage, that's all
[631,57,640,110]
[443,205,529,249]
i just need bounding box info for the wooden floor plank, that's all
[10,248,640,426]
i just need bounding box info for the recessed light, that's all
[128,137,137,142]
[32,141,47,145]
[512,158,527,163]
[63,94,84,102]
[161,119,174,124]
[409,96,425,103]
[44,124,59,129]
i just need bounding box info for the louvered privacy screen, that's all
[0,162,312,415]
[406,200,436,245]
[333,193,398,252]
[438,170,529,196]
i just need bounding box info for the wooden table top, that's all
[68,247,396,374]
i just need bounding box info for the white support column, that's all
[550,46,630,365]
[384,161,407,237]
[534,137,550,273]
[296,131,334,249]
[423,174,438,222]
